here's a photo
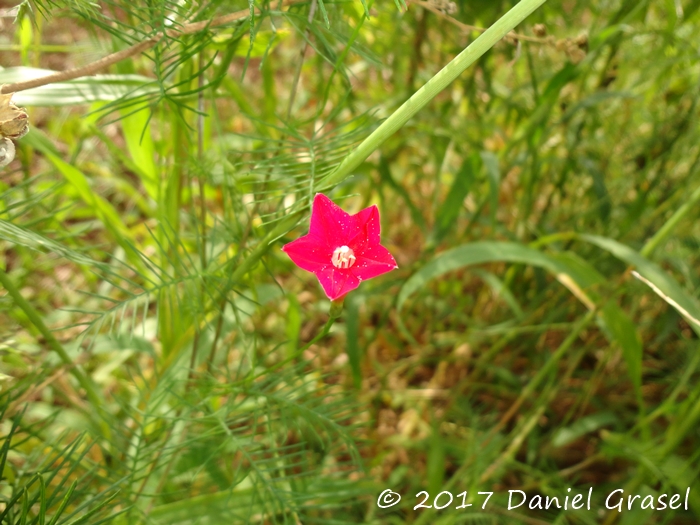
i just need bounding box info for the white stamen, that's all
[331,246,356,269]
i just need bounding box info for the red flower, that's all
[282,193,398,300]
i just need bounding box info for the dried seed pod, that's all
[566,45,587,64]
[533,23,547,37]
[574,32,589,50]
[0,137,15,167]
[428,0,457,14]
[0,92,29,140]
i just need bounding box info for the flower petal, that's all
[282,235,333,273]
[309,193,353,247]
[351,243,398,281]
[347,205,380,252]
[315,267,361,300]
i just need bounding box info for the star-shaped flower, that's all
[282,193,398,300]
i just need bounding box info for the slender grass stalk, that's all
[640,183,700,257]
[189,52,208,380]
[286,0,318,121]
[660,386,700,458]
[297,315,336,353]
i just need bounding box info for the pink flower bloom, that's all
[282,193,398,301]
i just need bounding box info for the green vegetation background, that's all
[1,0,699,523]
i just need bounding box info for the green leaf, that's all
[398,241,577,313]
[396,241,599,341]
[0,67,158,106]
[119,105,158,202]
[39,475,47,525]
[552,412,617,447]
[546,251,606,288]
[481,151,500,227]
[598,302,643,396]
[432,153,478,244]
[316,0,331,28]
[285,293,301,358]
[46,480,77,525]
[427,429,446,497]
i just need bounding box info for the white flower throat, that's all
[331,246,356,269]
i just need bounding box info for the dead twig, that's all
[0,0,299,95]
[407,0,588,63]
[408,0,548,43]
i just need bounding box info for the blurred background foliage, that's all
[1,0,700,523]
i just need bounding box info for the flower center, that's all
[331,246,356,269]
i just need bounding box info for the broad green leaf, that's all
[397,241,584,314]
[552,412,617,447]
[598,302,643,396]
[432,153,478,244]
[547,251,606,288]
[398,241,645,393]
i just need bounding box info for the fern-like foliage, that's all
[0,0,394,521]
[99,362,369,524]
[0,389,123,525]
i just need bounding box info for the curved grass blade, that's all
[580,234,700,336]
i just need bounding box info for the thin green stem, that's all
[320,0,549,189]
[641,182,700,257]
[286,0,318,121]
[297,315,335,354]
